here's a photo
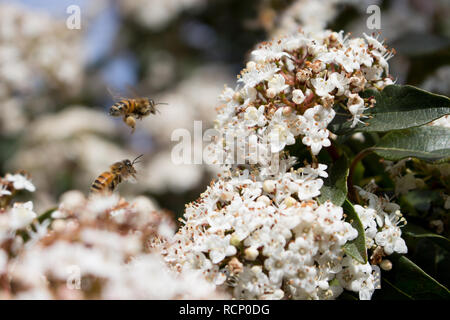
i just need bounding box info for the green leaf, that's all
[342,199,367,264]
[372,126,450,163]
[403,223,450,252]
[38,207,57,224]
[330,85,450,134]
[374,278,413,300]
[318,155,349,206]
[385,255,450,299]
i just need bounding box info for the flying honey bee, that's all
[90,155,143,194]
[107,87,167,133]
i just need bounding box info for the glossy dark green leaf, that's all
[386,255,450,300]
[342,199,367,264]
[330,85,450,134]
[403,223,450,252]
[372,126,450,163]
[374,278,413,300]
[318,155,349,206]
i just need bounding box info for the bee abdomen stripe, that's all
[91,184,102,190]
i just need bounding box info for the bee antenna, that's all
[132,154,144,165]
[155,102,169,106]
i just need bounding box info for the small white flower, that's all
[347,93,367,128]
[301,164,328,179]
[0,185,12,197]
[292,89,305,104]
[268,74,289,95]
[335,50,360,73]
[375,224,407,255]
[244,105,266,127]
[5,173,36,192]
[297,179,323,200]
[9,201,37,230]
[251,41,291,62]
[242,86,257,106]
[219,86,235,103]
[363,33,386,54]
[205,234,237,264]
[354,205,377,231]
[301,104,335,129]
[301,128,331,155]
[239,62,279,89]
[328,72,350,95]
[311,77,335,97]
[268,109,296,153]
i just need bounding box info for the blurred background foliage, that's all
[0,1,449,293]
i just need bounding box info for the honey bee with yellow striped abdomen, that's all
[90,155,143,194]
[108,87,167,133]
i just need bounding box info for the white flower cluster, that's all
[354,187,407,255]
[0,173,42,277]
[1,188,226,299]
[164,30,400,300]
[164,169,362,299]
[208,30,393,168]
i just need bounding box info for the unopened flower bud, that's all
[284,196,297,207]
[292,89,305,104]
[244,246,259,261]
[230,234,241,247]
[51,219,66,232]
[282,107,292,116]
[266,88,276,98]
[246,61,256,70]
[263,179,276,193]
[251,265,262,274]
[380,259,392,271]
[256,195,271,206]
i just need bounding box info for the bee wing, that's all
[107,87,127,102]
[125,84,141,99]
[126,84,166,107]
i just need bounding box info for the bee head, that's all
[122,159,134,173]
[109,106,121,117]
[123,155,143,174]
